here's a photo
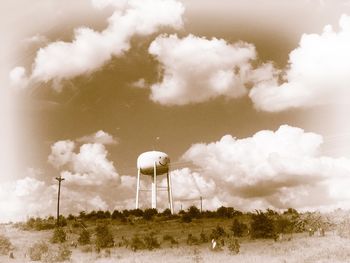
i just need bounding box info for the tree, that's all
[188,206,201,219]
[250,211,276,239]
[143,208,158,221]
[231,219,246,237]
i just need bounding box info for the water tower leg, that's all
[167,172,174,214]
[135,168,141,209]
[152,161,157,209]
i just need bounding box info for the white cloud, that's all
[178,125,350,211]
[9,66,28,89]
[250,14,350,111]
[62,143,120,186]
[131,78,147,89]
[48,140,75,169]
[77,130,118,145]
[13,0,184,90]
[148,34,278,105]
[162,168,216,201]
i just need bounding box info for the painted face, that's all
[159,155,170,166]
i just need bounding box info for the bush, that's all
[231,219,247,237]
[51,227,66,243]
[143,208,158,221]
[0,234,12,255]
[56,244,72,262]
[250,211,276,239]
[143,232,160,250]
[228,237,240,254]
[95,224,114,249]
[181,213,192,223]
[130,235,145,251]
[199,231,208,243]
[188,206,201,219]
[162,208,172,217]
[28,241,49,261]
[210,226,226,240]
[78,229,91,245]
[186,233,199,245]
[41,244,72,263]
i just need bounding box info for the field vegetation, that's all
[0,206,349,262]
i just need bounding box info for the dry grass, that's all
[1,220,350,262]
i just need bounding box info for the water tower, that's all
[136,151,174,214]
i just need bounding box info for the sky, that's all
[2,0,350,222]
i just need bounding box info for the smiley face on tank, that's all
[137,151,170,175]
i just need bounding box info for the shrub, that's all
[95,224,114,249]
[143,232,160,250]
[188,206,201,219]
[143,208,158,221]
[227,238,240,254]
[111,210,122,220]
[162,208,172,217]
[28,241,49,261]
[129,209,144,217]
[0,234,12,255]
[231,219,247,237]
[275,216,294,234]
[130,235,145,251]
[78,229,91,245]
[51,227,66,243]
[186,233,199,245]
[250,211,276,239]
[199,231,208,243]
[41,244,72,262]
[181,213,192,223]
[56,244,72,262]
[210,226,226,240]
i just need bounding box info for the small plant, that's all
[95,224,114,249]
[199,231,208,243]
[28,241,49,261]
[51,227,66,243]
[143,208,158,221]
[231,219,247,237]
[186,233,199,245]
[130,235,145,251]
[182,213,192,223]
[78,228,91,245]
[227,237,240,254]
[143,232,160,250]
[0,234,12,255]
[163,234,178,246]
[210,225,226,240]
[55,244,72,262]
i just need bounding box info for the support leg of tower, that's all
[135,168,141,209]
[167,172,174,214]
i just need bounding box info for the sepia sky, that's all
[2,0,350,222]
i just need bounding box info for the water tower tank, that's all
[137,151,170,175]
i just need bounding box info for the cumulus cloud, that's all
[12,0,184,90]
[63,143,119,186]
[48,140,75,169]
[177,125,350,211]
[77,130,118,145]
[9,66,29,89]
[148,34,277,105]
[48,140,120,186]
[250,14,350,111]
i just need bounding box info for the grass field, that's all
[0,215,349,263]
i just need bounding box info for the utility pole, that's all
[200,196,203,213]
[55,176,65,226]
